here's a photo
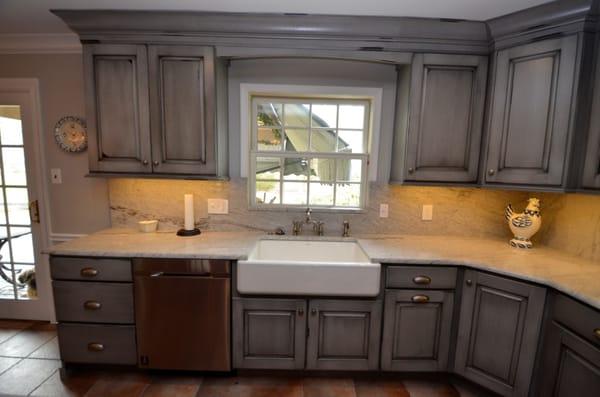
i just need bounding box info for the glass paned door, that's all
[0,80,50,321]
[0,105,35,300]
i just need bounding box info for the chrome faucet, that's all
[293,208,324,236]
[342,220,350,237]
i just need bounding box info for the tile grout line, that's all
[27,367,61,397]
[0,321,37,350]
[0,356,22,377]
[26,336,58,360]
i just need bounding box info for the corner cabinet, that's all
[84,43,223,178]
[454,270,546,397]
[403,53,488,183]
[483,35,580,187]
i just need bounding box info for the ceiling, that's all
[0,0,556,35]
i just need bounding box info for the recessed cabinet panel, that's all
[485,35,578,186]
[455,270,546,397]
[149,46,216,175]
[381,290,454,371]
[306,299,382,370]
[405,54,487,183]
[84,44,151,173]
[582,33,600,189]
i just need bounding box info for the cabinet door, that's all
[83,44,151,173]
[485,35,578,186]
[232,298,306,369]
[306,299,382,371]
[582,35,600,189]
[455,271,546,397]
[537,322,600,397]
[405,54,487,183]
[381,290,454,371]
[148,45,216,175]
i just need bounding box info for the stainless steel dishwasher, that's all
[133,258,231,371]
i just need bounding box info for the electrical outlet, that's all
[422,204,433,221]
[50,168,62,184]
[379,203,389,218]
[207,198,229,214]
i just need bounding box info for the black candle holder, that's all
[176,228,201,237]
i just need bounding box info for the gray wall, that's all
[0,54,111,236]
[227,58,398,182]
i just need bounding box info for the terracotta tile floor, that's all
[0,319,494,397]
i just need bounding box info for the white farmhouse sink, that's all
[237,239,380,297]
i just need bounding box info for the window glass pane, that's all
[310,158,335,182]
[284,129,308,152]
[6,188,30,225]
[309,182,334,206]
[310,129,337,153]
[2,148,27,186]
[284,103,310,127]
[10,227,33,264]
[338,105,365,129]
[0,262,15,299]
[0,106,24,146]
[335,183,361,207]
[337,159,362,182]
[256,181,280,205]
[311,104,337,128]
[257,127,282,151]
[338,130,364,153]
[14,264,35,300]
[0,192,6,224]
[0,226,10,260]
[257,103,282,127]
[255,157,281,180]
[282,182,307,205]
[283,158,308,181]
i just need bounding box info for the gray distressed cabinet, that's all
[484,35,580,187]
[581,33,600,190]
[381,289,454,371]
[233,297,382,371]
[84,44,152,174]
[454,270,546,397]
[403,53,488,183]
[84,43,219,177]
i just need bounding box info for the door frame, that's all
[0,78,52,321]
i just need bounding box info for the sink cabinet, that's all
[233,297,382,371]
[454,270,546,397]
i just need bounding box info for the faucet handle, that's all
[292,220,301,236]
[316,222,325,236]
[342,220,350,237]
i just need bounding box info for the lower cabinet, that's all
[381,289,454,371]
[454,270,546,397]
[233,297,382,370]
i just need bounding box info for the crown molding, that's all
[0,33,81,54]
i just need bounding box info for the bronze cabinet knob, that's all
[413,275,431,285]
[153,160,159,166]
[411,295,430,303]
[80,267,98,277]
[594,328,600,339]
[142,159,149,165]
[408,167,414,174]
[311,308,317,315]
[87,343,104,352]
[84,301,102,310]
[466,279,473,286]
[297,308,304,316]
[488,169,495,176]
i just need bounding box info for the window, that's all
[250,96,370,209]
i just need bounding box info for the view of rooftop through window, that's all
[251,97,370,209]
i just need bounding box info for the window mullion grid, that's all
[0,131,16,299]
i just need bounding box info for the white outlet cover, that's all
[50,168,62,184]
[422,204,433,221]
[207,198,229,214]
[379,203,389,218]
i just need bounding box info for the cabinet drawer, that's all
[57,323,137,365]
[53,281,134,324]
[386,266,457,289]
[50,256,132,282]
[552,293,600,347]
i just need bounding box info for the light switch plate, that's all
[379,203,389,218]
[50,168,62,184]
[422,204,433,221]
[207,198,229,214]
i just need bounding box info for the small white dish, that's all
[138,220,158,233]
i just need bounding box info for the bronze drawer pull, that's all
[412,295,430,303]
[83,301,102,310]
[80,267,98,277]
[594,328,600,339]
[87,343,104,352]
[413,275,431,285]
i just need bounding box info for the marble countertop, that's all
[47,229,600,310]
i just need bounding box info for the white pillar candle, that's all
[184,194,195,230]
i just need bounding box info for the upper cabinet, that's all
[581,34,600,190]
[483,34,586,188]
[84,44,152,174]
[84,43,223,178]
[402,54,488,183]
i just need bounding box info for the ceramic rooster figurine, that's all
[505,198,542,249]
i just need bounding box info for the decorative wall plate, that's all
[54,116,87,152]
